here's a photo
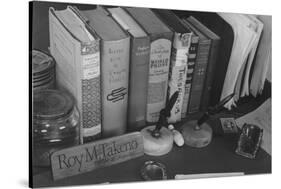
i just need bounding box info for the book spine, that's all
[101,38,130,138]
[80,41,102,143]
[200,39,220,111]
[181,35,199,118]
[188,39,211,113]
[167,32,191,123]
[128,37,150,131]
[146,34,173,123]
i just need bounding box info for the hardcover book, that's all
[181,32,199,118]
[49,6,101,144]
[182,18,212,113]
[126,7,173,123]
[186,16,221,111]
[153,9,192,123]
[81,7,130,138]
[181,12,235,106]
[107,7,150,131]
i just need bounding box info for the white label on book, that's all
[82,53,100,80]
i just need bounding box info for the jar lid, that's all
[33,89,74,120]
[32,50,55,76]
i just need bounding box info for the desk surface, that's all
[32,78,272,188]
[33,133,271,188]
[30,67,272,187]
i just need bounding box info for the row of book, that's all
[49,5,271,144]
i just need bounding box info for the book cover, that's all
[81,7,130,138]
[126,7,173,123]
[186,16,221,111]
[49,6,101,144]
[108,7,150,131]
[153,9,192,123]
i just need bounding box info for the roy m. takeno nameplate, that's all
[51,132,144,180]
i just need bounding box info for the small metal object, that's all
[141,161,168,180]
[236,123,263,159]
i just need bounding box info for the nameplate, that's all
[51,132,144,180]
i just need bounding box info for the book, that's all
[49,6,101,144]
[179,12,235,107]
[181,33,199,118]
[153,9,192,123]
[186,16,221,111]
[107,7,150,131]
[181,19,211,114]
[81,7,130,138]
[125,7,173,123]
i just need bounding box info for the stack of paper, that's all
[218,13,271,109]
[250,15,272,97]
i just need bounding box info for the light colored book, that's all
[49,6,101,144]
[81,7,130,138]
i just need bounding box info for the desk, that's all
[31,70,272,188]
[32,132,271,188]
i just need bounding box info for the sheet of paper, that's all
[219,13,257,109]
[235,98,271,155]
[240,15,263,97]
[250,15,272,97]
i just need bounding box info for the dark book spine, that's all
[188,39,211,113]
[181,35,199,118]
[200,38,220,111]
[128,37,150,131]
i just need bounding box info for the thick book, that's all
[153,9,192,123]
[126,7,173,123]
[181,19,212,113]
[181,33,199,118]
[81,7,130,138]
[49,6,101,144]
[107,7,150,131]
[186,16,221,111]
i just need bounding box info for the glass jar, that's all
[33,89,80,167]
[32,49,56,91]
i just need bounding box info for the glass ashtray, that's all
[235,124,263,159]
[141,161,168,180]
